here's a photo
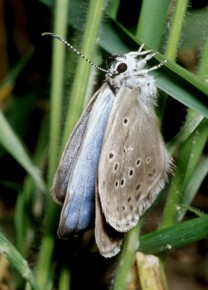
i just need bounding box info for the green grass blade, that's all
[0,232,41,290]
[0,111,46,192]
[58,268,70,290]
[48,0,70,182]
[161,119,208,228]
[168,110,204,154]
[0,49,34,88]
[177,157,208,220]
[15,116,49,254]
[35,234,54,289]
[140,217,208,254]
[154,60,208,117]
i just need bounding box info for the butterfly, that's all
[47,34,172,258]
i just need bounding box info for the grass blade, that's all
[0,232,41,290]
[140,217,208,254]
[0,111,46,192]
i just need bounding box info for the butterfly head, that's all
[106,53,146,90]
[107,54,138,76]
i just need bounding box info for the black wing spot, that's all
[115,181,119,188]
[128,168,134,177]
[127,197,131,202]
[121,179,125,187]
[114,163,118,171]
[136,184,141,191]
[123,118,128,125]
[136,158,141,167]
[146,157,151,164]
[109,152,114,159]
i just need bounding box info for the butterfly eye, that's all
[116,62,127,74]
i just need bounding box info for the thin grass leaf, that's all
[178,204,207,218]
[35,234,55,290]
[154,61,208,117]
[0,232,41,290]
[177,157,208,220]
[15,192,27,253]
[161,119,208,228]
[0,111,46,192]
[15,116,49,254]
[140,217,208,254]
[0,49,34,88]
[168,110,204,154]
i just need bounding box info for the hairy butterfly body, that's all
[49,35,172,258]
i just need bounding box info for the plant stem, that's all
[35,0,69,288]
[113,223,141,290]
[136,0,170,50]
[48,0,69,183]
[165,0,189,60]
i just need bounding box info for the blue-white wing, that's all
[57,84,115,236]
[53,88,100,204]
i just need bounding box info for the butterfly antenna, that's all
[42,32,108,73]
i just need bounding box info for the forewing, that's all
[52,88,101,204]
[95,181,123,258]
[58,85,115,236]
[98,86,171,232]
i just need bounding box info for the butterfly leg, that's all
[135,50,167,75]
[127,44,153,58]
[145,60,167,72]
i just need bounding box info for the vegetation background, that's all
[0,0,208,289]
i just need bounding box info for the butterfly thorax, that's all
[106,54,157,106]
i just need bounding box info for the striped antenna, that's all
[42,32,109,74]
